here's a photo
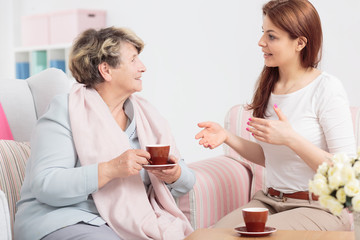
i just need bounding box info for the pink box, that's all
[49,9,107,45]
[21,14,50,46]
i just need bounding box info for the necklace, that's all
[280,67,309,94]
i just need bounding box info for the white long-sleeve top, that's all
[258,71,356,193]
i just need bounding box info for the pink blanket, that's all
[69,83,193,239]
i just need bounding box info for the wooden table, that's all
[185,228,354,240]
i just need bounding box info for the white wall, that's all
[3,0,360,163]
[0,0,14,79]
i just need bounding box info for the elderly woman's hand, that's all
[146,155,181,184]
[98,149,150,188]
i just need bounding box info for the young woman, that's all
[196,0,355,231]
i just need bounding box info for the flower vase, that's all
[354,211,360,240]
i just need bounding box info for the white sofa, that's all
[0,68,260,239]
[0,68,72,239]
[0,68,72,141]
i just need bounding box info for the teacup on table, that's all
[145,144,170,165]
[242,207,268,232]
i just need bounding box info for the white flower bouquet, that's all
[309,151,360,215]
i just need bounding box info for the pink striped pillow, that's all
[223,104,266,197]
[0,140,30,237]
[0,103,13,140]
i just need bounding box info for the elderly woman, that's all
[14,27,195,240]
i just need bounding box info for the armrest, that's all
[177,155,252,229]
[0,140,30,238]
[0,190,11,240]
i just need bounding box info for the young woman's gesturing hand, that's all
[195,121,228,149]
[247,104,296,146]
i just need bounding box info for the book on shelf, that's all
[49,59,66,73]
[31,50,47,75]
[15,62,30,79]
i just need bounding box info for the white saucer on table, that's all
[234,226,277,237]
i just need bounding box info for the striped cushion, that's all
[177,156,251,229]
[223,104,266,197]
[0,140,30,237]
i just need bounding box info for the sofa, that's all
[0,68,359,239]
[0,68,73,239]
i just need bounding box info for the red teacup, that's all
[242,207,268,232]
[146,145,170,165]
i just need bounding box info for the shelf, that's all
[14,44,72,79]
[14,44,72,52]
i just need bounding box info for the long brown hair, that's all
[248,0,323,118]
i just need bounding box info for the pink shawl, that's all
[68,83,193,239]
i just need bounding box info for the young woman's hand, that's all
[195,121,228,149]
[247,105,295,146]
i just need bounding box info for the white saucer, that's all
[234,226,277,237]
[143,164,176,170]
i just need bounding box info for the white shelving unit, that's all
[14,44,72,79]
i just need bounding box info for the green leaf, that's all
[345,196,353,208]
